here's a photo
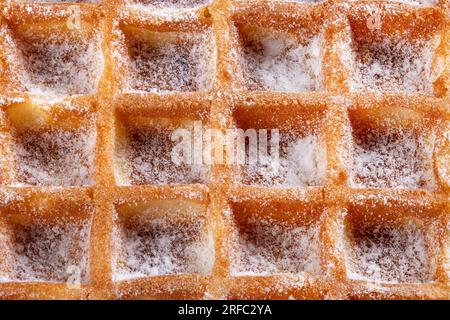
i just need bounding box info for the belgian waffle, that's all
[0,0,448,300]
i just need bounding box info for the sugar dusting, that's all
[113,215,214,280]
[0,219,91,284]
[237,27,323,92]
[389,0,439,5]
[11,128,96,187]
[126,0,212,12]
[125,30,216,93]
[350,128,435,189]
[446,222,450,280]
[30,0,99,3]
[0,0,446,299]
[231,217,320,276]
[242,134,327,188]
[346,221,435,284]
[290,0,325,2]
[349,36,436,94]
[114,126,210,185]
[16,32,103,97]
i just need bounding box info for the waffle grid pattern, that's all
[0,0,448,299]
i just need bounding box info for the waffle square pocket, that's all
[0,101,97,187]
[232,99,328,188]
[113,106,211,186]
[347,103,437,189]
[113,12,216,94]
[0,190,93,284]
[0,5,104,98]
[335,3,447,96]
[231,4,326,92]
[343,195,447,288]
[224,189,333,299]
[228,199,324,276]
[112,198,214,281]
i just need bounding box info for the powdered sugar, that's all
[0,218,92,284]
[237,26,323,92]
[289,0,325,2]
[345,221,435,284]
[350,127,435,189]
[388,0,439,5]
[10,128,96,187]
[113,203,214,281]
[124,30,216,93]
[446,222,450,279]
[16,32,103,97]
[242,134,327,188]
[114,124,209,185]
[30,0,100,3]
[126,0,212,13]
[349,37,436,94]
[230,217,320,276]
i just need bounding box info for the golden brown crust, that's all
[0,0,448,300]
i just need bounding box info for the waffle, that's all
[0,0,448,300]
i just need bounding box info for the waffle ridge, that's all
[0,0,448,300]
